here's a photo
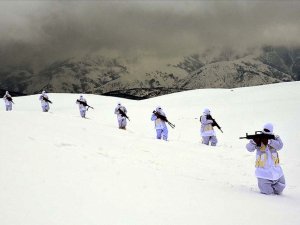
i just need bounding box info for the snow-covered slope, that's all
[1,82,300,225]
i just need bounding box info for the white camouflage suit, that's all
[200,108,217,146]
[151,106,168,141]
[39,91,50,112]
[76,95,87,118]
[246,123,286,195]
[114,103,127,129]
[3,91,13,111]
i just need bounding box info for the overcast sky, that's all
[0,0,300,69]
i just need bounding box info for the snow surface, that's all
[1,82,300,225]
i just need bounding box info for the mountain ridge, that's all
[0,46,299,98]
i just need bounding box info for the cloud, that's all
[0,0,300,69]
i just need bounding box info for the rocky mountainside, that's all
[178,55,293,89]
[0,46,299,99]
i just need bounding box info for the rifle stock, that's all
[239,131,275,147]
[42,96,52,104]
[76,99,93,110]
[206,115,223,133]
[118,108,130,121]
[6,96,14,104]
[153,111,175,128]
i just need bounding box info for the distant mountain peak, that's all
[0,46,299,98]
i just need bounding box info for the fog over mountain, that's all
[1,1,300,97]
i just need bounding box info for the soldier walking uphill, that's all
[200,108,222,146]
[242,123,286,195]
[114,102,129,130]
[39,91,52,112]
[76,95,89,118]
[151,106,175,141]
[3,91,13,111]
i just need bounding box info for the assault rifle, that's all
[206,114,223,133]
[6,96,14,104]
[42,96,52,104]
[239,131,275,147]
[153,110,175,129]
[118,108,130,121]
[76,99,94,110]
